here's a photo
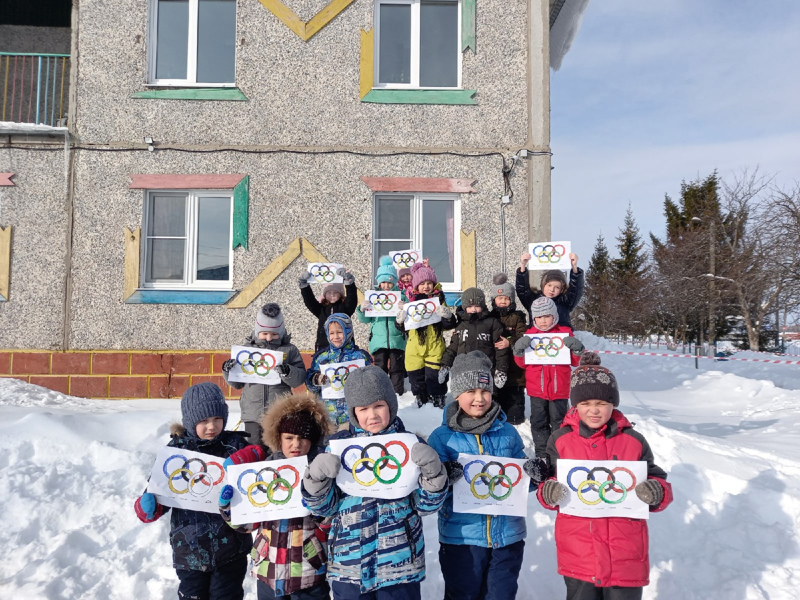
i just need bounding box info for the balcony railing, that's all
[1,52,70,128]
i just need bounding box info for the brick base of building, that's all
[0,350,314,400]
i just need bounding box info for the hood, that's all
[323,313,354,348]
[260,391,333,450]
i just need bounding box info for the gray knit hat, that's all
[450,351,494,399]
[181,382,229,437]
[489,273,515,302]
[255,303,286,338]
[530,296,559,329]
[460,287,486,309]
[570,352,619,407]
[343,365,398,426]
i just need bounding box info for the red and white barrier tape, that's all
[591,350,800,366]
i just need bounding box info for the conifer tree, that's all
[583,234,613,335]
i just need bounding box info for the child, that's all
[537,353,673,599]
[301,366,448,599]
[516,250,584,329]
[512,297,585,459]
[134,382,253,600]
[306,313,373,429]
[356,255,407,396]
[438,287,510,395]
[298,266,358,352]
[219,392,333,600]
[221,303,307,445]
[427,352,546,600]
[395,261,457,408]
[397,265,414,299]
[488,274,529,425]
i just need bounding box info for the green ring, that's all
[598,479,626,504]
[373,455,402,484]
[266,477,292,505]
[488,474,513,500]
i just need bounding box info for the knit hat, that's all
[254,303,286,338]
[181,382,229,437]
[570,352,620,407]
[375,255,398,286]
[530,296,559,330]
[411,261,437,289]
[343,365,398,426]
[489,273,515,302]
[324,313,354,348]
[450,351,494,399]
[321,282,345,302]
[397,266,412,280]
[540,270,568,293]
[460,287,486,309]
[278,411,323,445]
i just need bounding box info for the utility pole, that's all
[708,214,716,353]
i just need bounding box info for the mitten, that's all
[513,335,532,356]
[303,453,341,497]
[435,305,452,318]
[563,336,585,355]
[275,363,290,377]
[139,492,157,519]
[337,267,355,286]
[395,305,407,324]
[437,365,450,384]
[443,460,464,485]
[522,457,548,484]
[540,480,568,506]
[218,484,234,507]
[494,371,507,389]
[223,445,267,470]
[635,479,664,506]
[311,372,329,387]
[221,358,237,374]
[411,443,447,493]
[360,300,372,312]
[298,269,310,289]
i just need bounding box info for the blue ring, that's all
[163,453,187,480]
[462,459,487,483]
[236,468,260,495]
[566,466,590,491]
[340,444,371,473]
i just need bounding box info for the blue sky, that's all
[550,0,800,264]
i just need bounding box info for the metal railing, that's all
[1,52,70,127]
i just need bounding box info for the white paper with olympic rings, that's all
[329,433,421,499]
[557,459,649,519]
[364,290,403,317]
[402,297,442,331]
[147,447,229,514]
[452,453,531,517]
[389,249,422,272]
[321,359,366,399]
[226,456,310,525]
[227,346,284,385]
[527,241,572,271]
[306,262,344,284]
[524,333,571,365]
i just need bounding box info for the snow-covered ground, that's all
[2,332,799,599]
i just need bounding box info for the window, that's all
[148,0,236,85]
[142,191,233,289]
[375,0,461,89]
[372,194,461,291]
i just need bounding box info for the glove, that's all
[218,484,234,507]
[337,267,355,286]
[303,453,341,497]
[435,305,452,319]
[522,457,548,485]
[563,336,585,355]
[311,372,329,387]
[437,366,450,384]
[361,300,372,312]
[410,443,447,493]
[298,269,310,289]
[635,480,664,506]
[221,358,237,374]
[275,363,290,377]
[443,460,464,485]
[494,371,507,389]
[513,335,532,356]
[224,445,267,470]
[396,304,407,324]
[139,492,157,519]
[540,480,568,506]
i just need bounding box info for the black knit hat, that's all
[278,411,323,445]
[569,352,619,407]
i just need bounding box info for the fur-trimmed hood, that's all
[170,422,186,437]
[260,391,332,451]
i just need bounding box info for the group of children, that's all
[135,251,672,600]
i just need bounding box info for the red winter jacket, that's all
[537,409,673,588]
[513,323,580,400]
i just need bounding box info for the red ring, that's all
[610,466,637,492]
[495,462,523,488]
[384,440,410,469]
[276,464,301,489]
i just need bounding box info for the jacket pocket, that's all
[303,533,327,571]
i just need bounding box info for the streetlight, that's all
[691,215,716,355]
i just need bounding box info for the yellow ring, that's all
[168,468,191,495]
[352,457,378,486]
[247,480,271,507]
[576,479,603,505]
[470,472,491,500]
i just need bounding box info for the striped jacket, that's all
[301,418,448,593]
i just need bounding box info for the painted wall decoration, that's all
[452,453,530,517]
[256,0,355,42]
[557,459,650,519]
[0,226,11,301]
[226,346,284,385]
[524,333,571,365]
[226,456,309,525]
[527,240,572,271]
[0,173,15,186]
[402,297,441,331]
[147,447,227,514]
[321,358,365,399]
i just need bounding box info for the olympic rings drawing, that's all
[528,336,565,357]
[463,460,523,501]
[162,454,225,496]
[367,292,399,311]
[566,466,637,505]
[308,264,338,283]
[340,441,410,486]
[236,350,277,376]
[237,464,301,507]
[531,244,566,264]
[392,251,419,268]
[324,363,361,391]
[405,301,437,322]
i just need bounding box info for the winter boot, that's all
[431,395,446,409]
[415,392,430,408]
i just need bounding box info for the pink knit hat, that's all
[411,262,437,289]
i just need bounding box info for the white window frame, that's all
[372,193,462,292]
[140,190,234,290]
[147,0,236,87]
[373,0,462,90]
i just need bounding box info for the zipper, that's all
[553,367,558,394]
[475,434,492,548]
[404,518,417,563]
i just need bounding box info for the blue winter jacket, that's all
[427,407,528,549]
[301,418,447,593]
